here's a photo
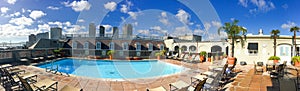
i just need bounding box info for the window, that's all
[181,46,187,52]
[122,42,128,50]
[189,46,197,52]
[96,42,101,50]
[109,42,114,50]
[84,42,89,49]
[72,41,77,49]
[160,44,164,50]
[136,42,141,51]
[148,43,153,51]
[247,43,258,55]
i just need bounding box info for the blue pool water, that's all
[36,58,184,79]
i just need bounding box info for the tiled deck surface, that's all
[1,59,300,91]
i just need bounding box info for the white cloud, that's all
[239,0,248,7]
[13,12,20,17]
[37,24,50,32]
[9,16,34,26]
[138,29,150,35]
[173,26,193,36]
[211,21,222,28]
[193,29,204,35]
[176,9,191,25]
[281,21,297,29]
[120,5,128,13]
[159,12,170,26]
[282,4,288,9]
[6,0,17,5]
[1,7,9,13]
[128,11,137,20]
[238,0,275,14]
[102,24,112,32]
[77,19,85,23]
[104,1,117,11]
[150,26,162,30]
[203,22,211,31]
[62,0,91,12]
[29,10,46,20]
[47,6,60,10]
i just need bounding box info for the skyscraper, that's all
[50,27,62,39]
[112,27,119,38]
[89,23,96,37]
[28,34,36,46]
[36,32,49,40]
[122,24,133,38]
[99,26,105,37]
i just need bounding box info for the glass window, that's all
[84,42,89,49]
[148,43,153,51]
[160,44,164,50]
[181,46,187,52]
[136,42,141,51]
[247,43,258,55]
[72,41,77,49]
[123,42,128,50]
[96,42,101,50]
[189,46,196,52]
[109,42,114,50]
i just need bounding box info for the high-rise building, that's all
[50,27,62,39]
[36,32,49,40]
[99,26,105,37]
[28,34,36,46]
[89,23,96,37]
[122,24,133,38]
[112,27,119,38]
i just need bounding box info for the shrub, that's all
[268,56,280,60]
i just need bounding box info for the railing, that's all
[65,34,163,40]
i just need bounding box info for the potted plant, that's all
[155,50,166,60]
[268,56,280,63]
[53,48,62,57]
[107,50,115,60]
[227,57,236,65]
[292,56,300,66]
[199,51,207,62]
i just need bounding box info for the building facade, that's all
[89,23,96,37]
[50,27,62,40]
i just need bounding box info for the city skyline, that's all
[0,0,299,43]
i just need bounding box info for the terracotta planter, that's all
[200,56,205,62]
[295,61,300,66]
[95,56,101,59]
[207,58,211,62]
[126,57,131,60]
[157,56,160,60]
[109,55,112,60]
[133,57,141,60]
[273,60,279,63]
[227,57,236,65]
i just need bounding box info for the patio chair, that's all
[270,64,285,78]
[177,54,186,61]
[193,55,200,62]
[60,85,83,91]
[18,75,58,91]
[228,59,237,72]
[186,54,196,63]
[254,61,263,74]
[146,86,166,91]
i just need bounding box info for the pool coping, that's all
[32,58,191,81]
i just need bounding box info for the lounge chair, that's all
[184,54,195,63]
[177,54,186,60]
[0,68,37,89]
[191,74,207,85]
[18,75,58,91]
[182,54,189,61]
[147,86,166,91]
[169,80,190,91]
[60,85,83,91]
[193,55,200,63]
[188,78,208,91]
[254,61,263,74]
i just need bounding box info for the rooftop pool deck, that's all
[1,58,300,91]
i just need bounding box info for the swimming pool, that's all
[36,58,184,79]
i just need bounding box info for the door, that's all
[277,45,291,65]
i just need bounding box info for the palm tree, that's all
[290,26,300,56]
[271,29,280,56]
[218,19,247,57]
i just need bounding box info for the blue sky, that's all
[0,0,299,43]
